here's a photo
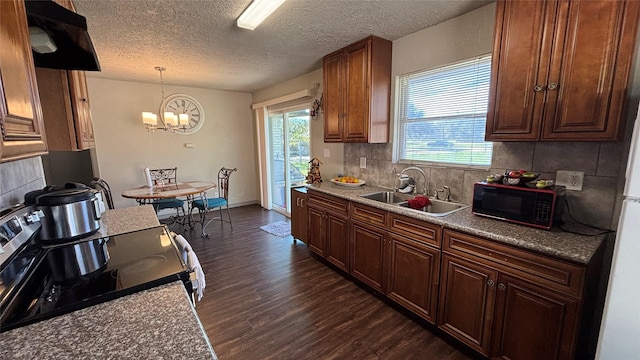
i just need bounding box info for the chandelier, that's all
[142,66,188,132]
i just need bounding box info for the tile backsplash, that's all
[344,141,627,230]
[0,157,46,209]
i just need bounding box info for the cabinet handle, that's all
[300,199,305,207]
[497,283,506,291]
[548,82,558,90]
[297,198,301,206]
[533,85,544,92]
[487,279,495,287]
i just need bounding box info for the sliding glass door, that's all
[268,107,310,214]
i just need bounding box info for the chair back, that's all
[149,167,178,185]
[90,177,114,209]
[218,167,237,200]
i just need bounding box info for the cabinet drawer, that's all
[389,213,441,248]
[308,191,349,215]
[351,202,387,228]
[443,229,585,297]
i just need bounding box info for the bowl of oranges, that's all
[330,176,366,187]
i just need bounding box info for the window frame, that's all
[392,55,493,170]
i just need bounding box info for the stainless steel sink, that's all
[398,197,469,216]
[359,191,468,216]
[359,191,413,204]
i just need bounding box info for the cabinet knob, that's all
[548,82,558,90]
[533,85,544,92]
[497,283,506,291]
[81,98,88,102]
[487,279,495,287]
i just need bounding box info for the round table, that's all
[121,181,217,229]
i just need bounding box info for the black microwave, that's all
[472,182,566,230]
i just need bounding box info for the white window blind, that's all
[397,55,493,167]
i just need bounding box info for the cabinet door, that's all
[485,0,553,141]
[343,41,369,142]
[491,274,580,360]
[387,233,440,324]
[350,219,387,293]
[68,70,95,149]
[325,212,349,272]
[0,0,47,163]
[290,189,307,243]
[438,254,498,356]
[541,0,640,141]
[307,205,325,257]
[323,53,343,142]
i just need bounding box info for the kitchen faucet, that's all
[399,166,428,196]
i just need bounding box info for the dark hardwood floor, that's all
[180,205,473,360]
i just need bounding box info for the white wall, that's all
[87,77,258,209]
[252,69,344,179]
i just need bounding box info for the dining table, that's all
[121,181,217,228]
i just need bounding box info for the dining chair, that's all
[90,177,114,209]
[149,167,186,219]
[190,167,237,237]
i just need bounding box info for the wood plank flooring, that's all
[180,205,475,360]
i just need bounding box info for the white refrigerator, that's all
[596,105,640,359]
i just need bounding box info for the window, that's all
[397,55,493,167]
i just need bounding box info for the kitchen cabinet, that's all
[36,68,95,150]
[438,229,587,359]
[0,0,48,163]
[350,218,387,293]
[387,213,441,325]
[306,190,349,271]
[486,0,640,141]
[290,187,307,244]
[35,0,95,151]
[322,36,392,143]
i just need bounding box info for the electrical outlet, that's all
[555,170,584,191]
[360,157,366,169]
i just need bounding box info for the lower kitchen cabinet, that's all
[307,190,349,271]
[439,229,587,360]
[387,233,440,324]
[438,254,497,355]
[291,187,307,244]
[350,219,387,293]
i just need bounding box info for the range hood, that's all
[25,0,101,71]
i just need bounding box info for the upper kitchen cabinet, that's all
[486,0,640,142]
[35,0,96,151]
[0,0,48,163]
[323,36,392,143]
[36,68,95,151]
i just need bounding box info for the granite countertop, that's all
[307,183,607,265]
[1,281,217,359]
[82,205,161,241]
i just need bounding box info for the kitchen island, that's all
[0,205,218,359]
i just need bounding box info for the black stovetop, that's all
[0,226,190,332]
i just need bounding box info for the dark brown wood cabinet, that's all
[35,0,95,151]
[306,190,350,271]
[290,187,307,244]
[486,0,640,141]
[350,219,387,292]
[322,36,392,143]
[0,0,48,163]
[386,213,442,325]
[36,68,95,151]
[438,229,588,360]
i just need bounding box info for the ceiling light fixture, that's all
[142,66,188,132]
[237,0,287,30]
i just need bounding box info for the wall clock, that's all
[160,93,206,135]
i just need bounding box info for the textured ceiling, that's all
[73,0,493,92]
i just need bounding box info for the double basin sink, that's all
[358,191,468,216]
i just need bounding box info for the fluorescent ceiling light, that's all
[237,0,287,30]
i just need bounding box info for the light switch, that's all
[184,143,195,148]
[324,148,330,157]
[360,157,366,169]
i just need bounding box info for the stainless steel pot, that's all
[46,238,110,282]
[25,183,101,242]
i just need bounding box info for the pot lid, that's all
[35,188,96,206]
